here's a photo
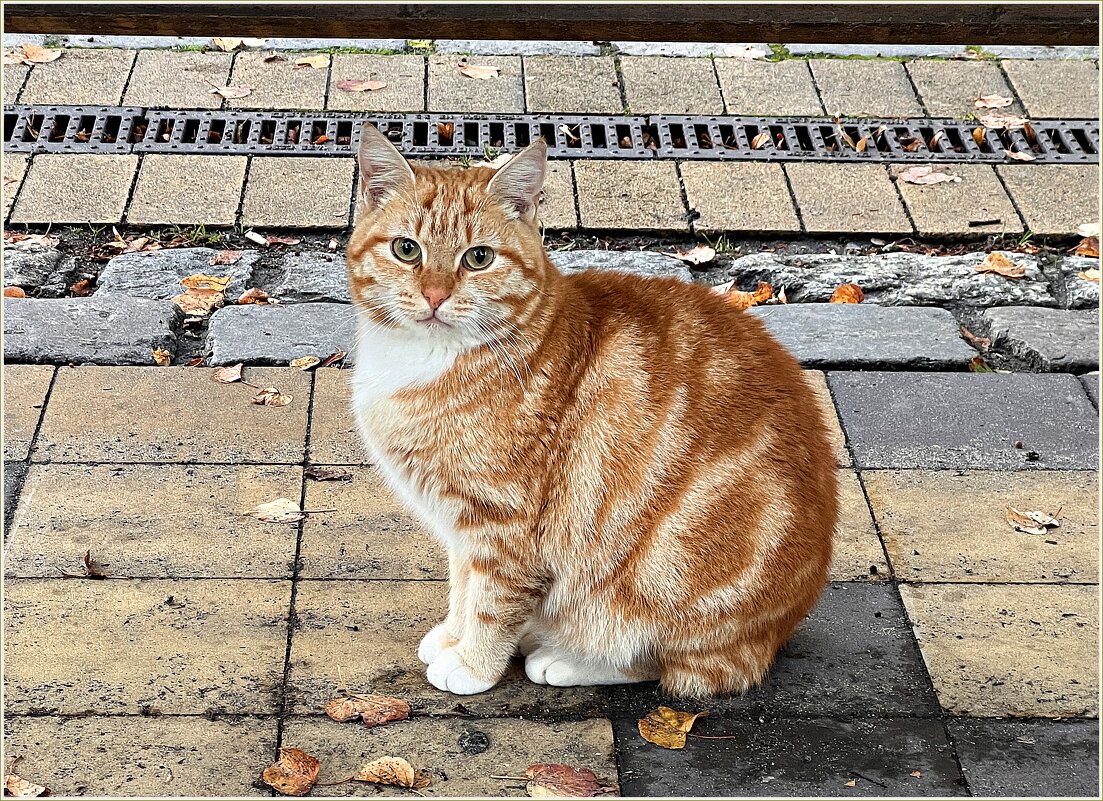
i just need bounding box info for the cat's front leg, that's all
[418,549,469,664]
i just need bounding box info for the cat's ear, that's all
[357,123,415,210]
[487,140,547,222]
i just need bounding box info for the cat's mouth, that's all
[415,313,453,329]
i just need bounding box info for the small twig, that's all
[968,218,1002,227]
[686,733,742,740]
[314,776,356,788]
[303,507,338,515]
[848,771,888,789]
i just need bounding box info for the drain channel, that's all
[3,105,1099,164]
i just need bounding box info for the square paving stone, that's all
[281,717,617,797]
[428,55,524,113]
[680,162,800,234]
[4,462,27,532]
[3,578,290,715]
[2,365,53,461]
[309,368,371,465]
[810,59,923,117]
[832,469,888,581]
[785,164,912,234]
[2,715,275,797]
[227,50,327,110]
[3,152,28,218]
[19,48,135,105]
[619,55,723,114]
[947,718,1100,798]
[538,160,578,229]
[5,464,302,579]
[892,164,1023,237]
[127,155,247,226]
[828,372,1099,470]
[613,717,966,797]
[242,157,355,228]
[34,367,310,463]
[300,466,445,580]
[983,306,1099,371]
[906,60,1024,117]
[803,370,850,467]
[122,49,233,109]
[522,55,622,113]
[864,470,1099,583]
[574,161,688,231]
[997,165,1100,237]
[3,62,28,103]
[900,583,1098,717]
[1001,59,1101,118]
[205,303,357,365]
[10,154,138,224]
[713,59,823,115]
[328,54,425,111]
[1082,373,1099,407]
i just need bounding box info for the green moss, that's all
[315,45,402,55]
[174,44,209,52]
[406,39,436,54]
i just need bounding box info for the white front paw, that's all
[417,622,457,665]
[426,648,496,695]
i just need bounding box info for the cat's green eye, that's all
[391,237,422,264]
[462,246,495,271]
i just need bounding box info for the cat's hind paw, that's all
[426,648,496,695]
[417,623,458,665]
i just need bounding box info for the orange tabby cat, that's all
[346,124,837,697]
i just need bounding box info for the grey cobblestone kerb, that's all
[96,248,261,301]
[205,303,358,366]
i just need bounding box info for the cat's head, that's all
[346,124,552,344]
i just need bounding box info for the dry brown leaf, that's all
[972,126,987,146]
[319,351,348,368]
[978,113,1029,129]
[305,466,352,481]
[901,138,923,152]
[845,779,857,788]
[959,325,990,351]
[262,747,319,796]
[1074,237,1099,258]
[172,287,225,315]
[210,84,252,99]
[524,764,616,798]
[910,770,923,779]
[238,287,271,305]
[209,250,243,266]
[290,356,321,371]
[3,772,48,798]
[436,121,455,141]
[638,706,709,749]
[725,281,773,311]
[212,37,243,51]
[1078,268,1100,283]
[854,136,869,153]
[213,363,244,384]
[312,134,329,145]
[324,693,410,726]
[3,287,26,298]
[975,93,1013,109]
[830,283,865,304]
[661,244,716,265]
[750,131,770,150]
[266,235,302,246]
[247,498,304,524]
[152,348,171,367]
[336,79,388,92]
[294,55,329,69]
[897,165,961,185]
[1003,148,1036,162]
[180,273,233,292]
[975,252,1026,279]
[353,757,430,789]
[263,52,286,63]
[458,63,500,80]
[187,357,206,367]
[20,44,62,65]
[1007,506,1061,536]
[253,387,293,407]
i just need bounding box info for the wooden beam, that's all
[3,3,1099,45]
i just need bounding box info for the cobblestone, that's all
[206,303,357,366]
[550,249,693,282]
[2,240,78,297]
[983,306,1099,371]
[1058,256,1101,310]
[264,251,351,303]
[96,247,260,302]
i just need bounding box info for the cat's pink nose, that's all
[422,286,451,310]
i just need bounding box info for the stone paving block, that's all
[997,165,1100,237]
[2,240,79,298]
[3,62,28,103]
[1001,59,1101,118]
[438,40,601,56]
[864,470,1099,583]
[748,304,975,370]
[206,303,357,366]
[538,160,577,229]
[264,251,351,303]
[892,164,1023,237]
[680,162,800,234]
[428,54,523,113]
[2,716,275,798]
[523,55,622,113]
[308,368,369,465]
[3,462,27,532]
[122,49,233,109]
[126,155,247,226]
[906,60,1024,117]
[1059,256,1101,310]
[3,296,178,366]
[619,56,723,114]
[613,717,966,797]
[3,152,27,218]
[803,370,850,467]
[300,466,442,580]
[4,578,290,715]
[2,365,53,461]
[713,59,823,115]
[900,583,1098,717]
[281,717,617,797]
[327,54,425,111]
[832,469,888,581]
[35,367,309,463]
[10,154,138,225]
[5,464,302,579]
[1082,373,1099,407]
[984,306,1099,371]
[574,161,688,231]
[785,164,912,234]
[242,157,355,228]
[18,48,134,105]
[948,719,1100,798]
[227,50,327,109]
[810,59,923,117]
[829,372,1099,470]
[550,250,693,282]
[97,247,260,302]
[615,42,770,57]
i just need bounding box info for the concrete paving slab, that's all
[574,160,688,231]
[3,63,29,103]
[227,50,328,110]
[803,370,851,467]
[619,56,723,114]
[785,163,912,234]
[438,39,601,56]
[2,365,53,461]
[10,154,138,225]
[5,464,302,579]
[829,372,1099,470]
[3,578,290,715]
[127,155,247,227]
[713,59,823,115]
[983,306,1099,371]
[242,156,355,228]
[18,48,135,105]
[206,303,357,366]
[428,54,524,113]
[680,161,800,234]
[864,470,1099,583]
[1082,373,1099,407]
[900,583,1098,717]
[2,716,275,798]
[308,368,369,465]
[832,469,888,581]
[892,163,1023,237]
[906,60,1023,117]
[3,462,27,532]
[2,152,28,219]
[1001,59,1101,118]
[810,59,923,117]
[523,55,622,113]
[997,165,1100,237]
[122,49,233,109]
[97,247,260,302]
[327,54,425,111]
[539,161,578,229]
[34,366,310,463]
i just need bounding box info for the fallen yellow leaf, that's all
[353,757,430,789]
[324,693,410,727]
[180,273,233,292]
[830,283,864,304]
[975,252,1025,279]
[1074,237,1099,258]
[261,748,319,796]
[152,348,171,366]
[638,706,708,749]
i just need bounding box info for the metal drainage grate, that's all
[3,105,1099,164]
